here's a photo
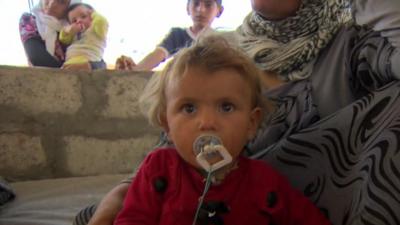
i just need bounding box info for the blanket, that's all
[0,177,15,206]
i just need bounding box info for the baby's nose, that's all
[198,110,217,131]
[195,2,207,12]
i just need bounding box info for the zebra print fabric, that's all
[251,81,400,225]
[73,204,97,225]
[0,177,15,206]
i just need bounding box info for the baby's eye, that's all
[205,2,213,8]
[182,104,196,114]
[192,0,200,7]
[220,102,235,113]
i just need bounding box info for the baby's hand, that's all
[64,23,84,35]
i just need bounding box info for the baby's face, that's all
[68,5,92,30]
[163,67,261,170]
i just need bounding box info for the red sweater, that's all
[115,148,330,225]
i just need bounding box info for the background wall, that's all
[0,66,160,181]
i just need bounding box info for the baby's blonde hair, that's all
[139,36,273,127]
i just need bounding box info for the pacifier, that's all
[193,134,232,173]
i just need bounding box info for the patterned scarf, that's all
[237,0,351,80]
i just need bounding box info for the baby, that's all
[114,37,331,225]
[59,3,108,69]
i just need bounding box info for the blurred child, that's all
[59,3,108,69]
[113,37,331,225]
[116,0,223,71]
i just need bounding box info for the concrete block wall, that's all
[0,66,161,181]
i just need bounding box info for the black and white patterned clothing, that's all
[237,0,351,81]
[246,11,400,225]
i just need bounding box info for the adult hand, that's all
[115,55,136,71]
[61,62,91,71]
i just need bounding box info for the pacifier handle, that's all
[196,144,232,172]
[193,134,232,173]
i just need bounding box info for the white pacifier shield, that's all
[193,134,232,172]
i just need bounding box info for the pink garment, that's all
[115,148,330,225]
[19,13,65,62]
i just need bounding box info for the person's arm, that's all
[133,27,193,71]
[115,28,189,71]
[349,28,400,93]
[114,152,164,225]
[270,171,331,225]
[352,0,400,47]
[87,182,130,225]
[59,24,79,46]
[91,12,108,40]
[133,48,167,71]
[114,48,166,71]
[23,37,63,67]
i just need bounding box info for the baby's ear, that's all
[186,3,190,16]
[247,107,262,140]
[159,113,169,133]
[217,6,224,18]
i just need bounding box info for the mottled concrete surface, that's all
[0,66,160,181]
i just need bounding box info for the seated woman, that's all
[19,0,105,70]
[236,1,400,225]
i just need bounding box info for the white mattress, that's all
[0,174,128,225]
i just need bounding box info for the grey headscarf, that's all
[237,0,351,80]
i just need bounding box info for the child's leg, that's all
[72,204,97,225]
[64,56,90,65]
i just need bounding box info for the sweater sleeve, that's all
[349,28,400,93]
[91,11,108,39]
[275,176,331,225]
[254,162,331,225]
[23,37,63,67]
[59,28,74,45]
[114,151,163,225]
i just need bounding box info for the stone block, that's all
[63,135,158,176]
[0,71,81,114]
[102,76,148,118]
[0,134,47,178]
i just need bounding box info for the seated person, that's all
[59,3,108,70]
[114,37,331,225]
[18,0,104,70]
[116,0,223,71]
